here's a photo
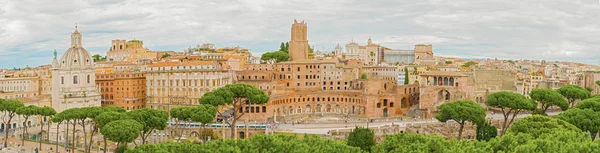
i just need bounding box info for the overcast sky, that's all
[1,0,599,68]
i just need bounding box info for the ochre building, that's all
[96,66,147,110]
[235,20,420,121]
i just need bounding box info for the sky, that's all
[1,0,600,68]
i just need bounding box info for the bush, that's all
[476,123,497,141]
[347,127,375,152]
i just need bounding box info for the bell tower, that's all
[71,24,82,48]
[289,19,309,61]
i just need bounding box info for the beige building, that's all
[418,71,474,118]
[472,70,517,103]
[579,71,600,95]
[344,38,384,65]
[106,39,159,62]
[145,61,233,112]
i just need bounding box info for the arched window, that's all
[61,77,64,85]
[73,76,78,84]
[87,75,90,83]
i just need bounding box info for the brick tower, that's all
[289,19,309,61]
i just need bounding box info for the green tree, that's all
[403,67,409,85]
[127,134,364,153]
[37,106,55,150]
[285,42,289,52]
[101,119,143,152]
[371,133,485,153]
[576,97,600,112]
[556,108,600,140]
[445,61,453,64]
[486,91,536,135]
[347,126,375,152]
[103,106,127,113]
[360,73,367,79]
[61,108,84,148]
[308,45,314,53]
[557,84,590,108]
[462,61,476,67]
[596,80,600,87]
[199,84,269,139]
[92,54,102,62]
[476,122,497,141]
[529,88,568,114]
[81,106,105,152]
[50,113,65,152]
[161,53,171,58]
[279,42,288,53]
[435,100,486,139]
[96,111,130,153]
[170,106,194,142]
[506,115,583,139]
[128,108,169,144]
[261,51,289,63]
[15,105,39,146]
[586,87,594,93]
[191,105,217,141]
[0,99,24,147]
[92,54,106,62]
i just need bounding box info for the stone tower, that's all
[414,44,433,64]
[289,19,309,61]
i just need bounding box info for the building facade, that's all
[96,66,147,110]
[106,39,159,62]
[145,61,233,112]
[234,20,420,121]
[51,27,101,112]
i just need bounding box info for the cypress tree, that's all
[279,42,286,52]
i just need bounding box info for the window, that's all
[73,76,78,84]
[87,75,90,83]
[61,77,64,84]
[377,103,381,108]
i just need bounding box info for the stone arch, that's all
[326,104,332,113]
[449,77,454,86]
[335,104,341,114]
[288,106,294,115]
[438,90,450,101]
[401,97,408,108]
[316,104,322,112]
[190,131,200,137]
[343,105,348,114]
[305,105,312,113]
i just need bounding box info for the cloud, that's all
[1,0,600,68]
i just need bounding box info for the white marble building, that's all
[51,27,101,113]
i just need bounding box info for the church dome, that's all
[58,28,94,68]
[59,47,94,68]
